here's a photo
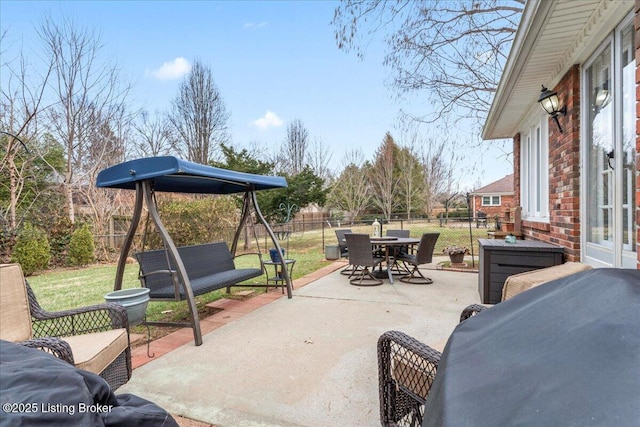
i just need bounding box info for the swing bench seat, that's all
[135,242,265,300]
[98,156,291,345]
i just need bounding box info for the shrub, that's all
[49,216,74,267]
[145,195,238,249]
[0,228,17,264]
[11,223,51,276]
[68,224,96,267]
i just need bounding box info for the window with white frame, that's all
[482,195,501,206]
[520,114,549,220]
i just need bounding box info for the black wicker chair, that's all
[17,336,75,365]
[378,304,486,427]
[27,282,132,390]
[344,233,385,286]
[0,264,131,390]
[459,304,489,321]
[396,233,440,284]
[378,331,441,427]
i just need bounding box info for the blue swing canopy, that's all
[96,156,287,193]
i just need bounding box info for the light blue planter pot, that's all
[104,288,150,326]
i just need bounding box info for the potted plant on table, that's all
[442,246,470,264]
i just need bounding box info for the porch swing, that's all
[96,156,291,346]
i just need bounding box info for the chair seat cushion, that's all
[0,264,33,342]
[391,354,435,401]
[502,262,592,300]
[62,329,128,375]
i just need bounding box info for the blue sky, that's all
[1,0,511,188]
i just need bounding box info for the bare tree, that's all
[0,132,30,232]
[278,119,309,175]
[77,105,130,258]
[333,0,523,124]
[39,16,130,223]
[169,59,229,164]
[420,136,458,218]
[369,132,400,219]
[133,110,174,157]
[0,36,52,232]
[307,137,333,182]
[327,149,370,221]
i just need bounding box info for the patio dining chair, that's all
[344,233,384,286]
[396,233,439,284]
[335,228,351,258]
[0,263,132,390]
[385,229,410,274]
[335,228,358,276]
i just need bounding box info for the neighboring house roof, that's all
[482,0,634,139]
[472,174,514,195]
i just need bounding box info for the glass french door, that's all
[583,17,636,268]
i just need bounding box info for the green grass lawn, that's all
[26,233,332,336]
[26,222,486,337]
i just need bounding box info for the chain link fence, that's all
[96,213,499,265]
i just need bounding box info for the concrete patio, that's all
[119,260,480,427]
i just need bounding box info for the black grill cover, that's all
[423,268,640,427]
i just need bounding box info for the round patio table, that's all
[369,237,420,284]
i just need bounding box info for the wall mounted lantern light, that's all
[537,85,567,133]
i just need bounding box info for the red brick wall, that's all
[636,0,640,268]
[517,65,582,262]
[512,7,640,268]
[513,133,521,209]
[473,195,516,219]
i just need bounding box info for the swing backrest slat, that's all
[179,242,236,276]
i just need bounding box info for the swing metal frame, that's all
[97,156,291,346]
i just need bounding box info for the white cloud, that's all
[151,57,191,80]
[243,21,267,29]
[251,110,283,130]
